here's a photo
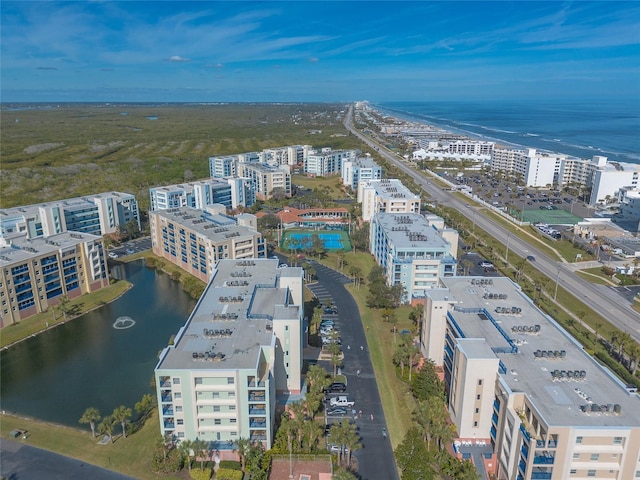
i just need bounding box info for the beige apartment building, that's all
[0,231,109,325]
[357,178,422,222]
[422,276,640,480]
[149,206,265,282]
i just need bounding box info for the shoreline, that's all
[371,101,640,165]
[1,279,134,351]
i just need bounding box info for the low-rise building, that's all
[257,206,350,230]
[149,206,265,282]
[154,258,304,448]
[358,179,421,222]
[0,231,109,325]
[0,192,140,239]
[370,213,456,302]
[421,276,640,480]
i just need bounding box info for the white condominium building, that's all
[149,178,255,211]
[341,157,382,190]
[262,145,311,167]
[491,148,566,187]
[304,148,358,176]
[369,213,457,303]
[236,163,291,201]
[149,206,265,282]
[154,259,304,449]
[421,276,640,480]
[0,231,109,325]
[358,178,421,222]
[0,192,140,240]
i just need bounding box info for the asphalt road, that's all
[344,106,640,344]
[0,438,134,480]
[304,259,400,480]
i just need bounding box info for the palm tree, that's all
[179,439,194,472]
[192,438,209,471]
[234,437,251,472]
[79,407,101,438]
[301,420,324,452]
[306,363,330,395]
[594,322,603,341]
[112,405,132,438]
[98,415,116,443]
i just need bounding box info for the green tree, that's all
[134,393,156,421]
[98,415,116,443]
[306,364,330,395]
[112,405,132,438]
[79,407,101,438]
[124,219,139,239]
[332,468,358,480]
[192,438,209,471]
[179,439,194,472]
[412,359,445,402]
[57,295,70,321]
[234,437,251,472]
[395,427,435,480]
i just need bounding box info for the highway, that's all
[344,106,640,344]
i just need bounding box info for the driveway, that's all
[306,260,400,480]
[0,438,134,480]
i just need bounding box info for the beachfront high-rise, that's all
[341,156,383,190]
[154,259,304,448]
[421,276,640,480]
[0,231,109,326]
[369,212,457,303]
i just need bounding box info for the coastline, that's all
[371,101,640,165]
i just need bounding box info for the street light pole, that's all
[554,265,561,300]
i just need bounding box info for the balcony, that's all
[520,444,529,459]
[492,413,499,425]
[249,406,266,415]
[490,426,497,440]
[161,393,173,403]
[248,391,266,402]
[530,472,552,479]
[519,423,532,443]
[533,455,554,465]
[536,439,545,448]
[162,407,174,416]
[249,419,267,429]
[493,399,501,412]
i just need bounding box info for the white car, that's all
[108,252,118,259]
[329,396,355,408]
[479,261,493,268]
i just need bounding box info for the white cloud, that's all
[167,55,190,63]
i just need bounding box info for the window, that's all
[285,326,289,331]
[476,394,481,400]
[229,392,235,398]
[176,406,182,413]
[213,406,220,412]
[230,418,237,424]
[473,421,478,427]
[213,392,220,398]
[229,405,236,411]
[587,470,596,477]
[173,378,180,385]
[570,470,577,474]
[174,392,181,399]
[591,453,599,461]
[227,377,234,384]
[576,436,583,444]
[195,378,202,385]
[178,432,184,438]
[177,419,184,425]
[573,453,580,459]
[475,408,479,414]
[613,436,623,445]
[478,379,483,386]
[214,419,221,425]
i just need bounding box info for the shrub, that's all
[218,460,242,470]
[190,467,212,480]
[150,448,183,473]
[215,468,243,480]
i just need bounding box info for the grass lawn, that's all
[0,411,179,480]
[575,267,617,286]
[291,174,346,199]
[1,279,132,349]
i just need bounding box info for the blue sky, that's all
[1,1,639,102]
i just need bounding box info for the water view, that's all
[0,260,196,427]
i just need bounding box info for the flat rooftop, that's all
[151,207,258,241]
[0,191,134,219]
[375,213,449,250]
[0,231,100,266]
[440,276,640,428]
[157,259,301,372]
[364,179,420,201]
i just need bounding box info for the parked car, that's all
[330,396,355,408]
[329,444,349,453]
[326,408,348,417]
[479,261,493,268]
[125,248,135,255]
[108,252,118,259]
[324,382,347,393]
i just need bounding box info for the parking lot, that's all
[107,237,151,260]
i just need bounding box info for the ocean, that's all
[375,100,640,165]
